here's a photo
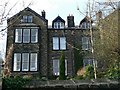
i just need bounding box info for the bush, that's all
[85,65,94,79]
[105,65,120,79]
[2,76,30,90]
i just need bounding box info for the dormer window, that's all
[54,22,64,29]
[52,16,65,29]
[81,22,90,29]
[22,15,33,23]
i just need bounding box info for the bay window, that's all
[15,28,38,43]
[13,53,38,71]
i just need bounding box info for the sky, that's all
[0,0,119,58]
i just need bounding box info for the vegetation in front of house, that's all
[74,44,83,75]
[2,76,31,90]
[59,51,66,80]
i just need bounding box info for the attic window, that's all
[22,15,33,23]
[54,22,64,29]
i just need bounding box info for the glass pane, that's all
[83,58,93,67]
[13,53,21,71]
[82,37,89,50]
[31,29,38,43]
[23,29,30,43]
[53,60,59,75]
[53,37,59,50]
[23,16,27,22]
[28,16,32,23]
[30,53,37,71]
[60,37,66,50]
[58,22,60,29]
[54,22,57,29]
[22,53,29,71]
[15,29,22,43]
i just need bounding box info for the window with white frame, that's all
[15,29,22,43]
[53,59,67,76]
[13,53,38,71]
[13,53,21,71]
[54,22,64,29]
[53,37,66,50]
[83,58,93,67]
[23,29,30,43]
[15,28,38,43]
[22,15,33,23]
[81,22,90,29]
[82,36,90,50]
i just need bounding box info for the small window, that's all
[13,53,21,71]
[83,58,93,67]
[82,36,90,50]
[81,22,90,29]
[30,53,37,71]
[60,37,66,50]
[23,29,30,43]
[22,15,33,23]
[54,22,64,29]
[53,37,59,50]
[15,29,22,43]
[22,53,29,71]
[53,59,67,76]
[31,29,38,43]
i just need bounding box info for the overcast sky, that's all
[0,0,119,58]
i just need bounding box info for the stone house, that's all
[5,7,93,78]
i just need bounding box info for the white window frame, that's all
[54,22,64,29]
[30,53,37,71]
[81,22,90,29]
[82,36,90,50]
[53,37,59,50]
[15,29,22,43]
[13,53,21,71]
[60,37,66,50]
[53,59,67,76]
[22,53,29,71]
[13,53,38,72]
[22,15,33,23]
[53,37,66,50]
[31,29,38,43]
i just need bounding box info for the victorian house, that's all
[5,7,93,77]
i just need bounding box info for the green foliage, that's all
[105,64,120,79]
[2,76,30,90]
[59,51,66,80]
[74,44,83,75]
[85,65,94,79]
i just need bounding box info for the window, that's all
[13,53,21,71]
[23,29,30,43]
[53,59,67,76]
[82,36,90,50]
[13,53,38,71]
[83,58,93,67]
[54,22,64,29]
[15,28,38,43]
[31,29,38,43]
[53,37,66,50]
[81,22,90,29]
[15,29,22,43]
[22,16,33,23]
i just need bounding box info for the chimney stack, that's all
[96,10,102,21]
[41,10,46,19]
[67,15,75,27]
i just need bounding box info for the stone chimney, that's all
[67,15,75,27]
[41,10,46,19]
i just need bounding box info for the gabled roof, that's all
[80,16,91,25]
[52,16,65,23]
[8,7,48,22]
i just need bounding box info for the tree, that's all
[59,51,66,80]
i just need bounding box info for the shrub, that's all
[2,76,30,90]
[85,65,94,79]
